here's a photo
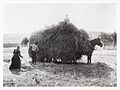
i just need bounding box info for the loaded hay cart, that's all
[28,19,89,63]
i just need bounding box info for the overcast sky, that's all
[3,3,117,34]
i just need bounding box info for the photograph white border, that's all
[0,0,120,89]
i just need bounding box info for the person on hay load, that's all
[9,46,23,71]
[31,42,39,64]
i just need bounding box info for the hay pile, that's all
[29,20,89,63]
[21,37,29,46]
[29,30,43,44]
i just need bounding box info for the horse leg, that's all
[89,56,91,64]
[87,55,90,64]
[87,55,91,64]
[89,52,93,64]
[89,55,92,64]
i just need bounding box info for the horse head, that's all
[95,38,103,47]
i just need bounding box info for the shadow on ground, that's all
[35,62,114,78]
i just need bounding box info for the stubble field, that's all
[3,47,117,87]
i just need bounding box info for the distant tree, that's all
[111,32,117,48]
[21,37,29,46]
[99,32,113,49]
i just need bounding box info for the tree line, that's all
[99,32,117,49]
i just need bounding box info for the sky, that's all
[3,3,117,34]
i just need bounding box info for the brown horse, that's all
[76,38,103,64]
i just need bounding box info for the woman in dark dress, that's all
[9,46,23,71]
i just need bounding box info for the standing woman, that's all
[9,46,23,71]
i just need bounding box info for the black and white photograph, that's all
[2,0,118,87]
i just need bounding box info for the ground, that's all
[3,47,117,87]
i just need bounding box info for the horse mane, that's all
[89,38,98,50]
[89,38,102,49]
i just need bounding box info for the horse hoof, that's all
[87,63,90,65]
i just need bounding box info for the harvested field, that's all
[3,47,117,87]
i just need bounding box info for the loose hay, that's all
[28,20,89,63]
[21,64,33,71]
[3,62,116,87]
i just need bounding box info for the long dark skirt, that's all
[9,54,21,70]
